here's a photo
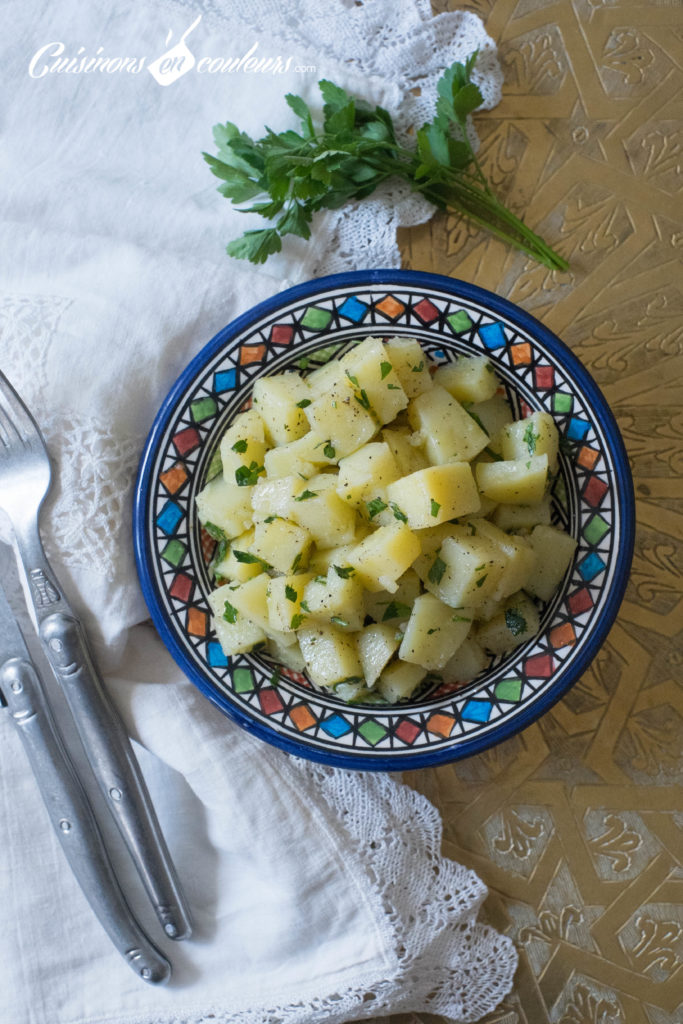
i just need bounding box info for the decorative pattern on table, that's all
[396,1,682,1021]
[144,280,625,763]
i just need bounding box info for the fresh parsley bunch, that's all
[203,54,568,271]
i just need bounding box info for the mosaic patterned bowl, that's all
[134,270,634,770]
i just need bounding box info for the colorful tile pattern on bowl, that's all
[140,276,628,768]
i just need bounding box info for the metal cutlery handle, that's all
[1,655,171,985]
[39,608,192,940]
[12,526,191,941]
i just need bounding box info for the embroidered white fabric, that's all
[0,1,516,1022]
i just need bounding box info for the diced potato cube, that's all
[524,525,578,601]
[433,355,498,404]
[288,478,357,549]
[476,454,549,505]
[492,497,552,531]
[476,593,540,655]
[264,431,337,479]
[302,568,365,630]
[196,476,254,538]
[364,569,422,623]
[348,522,421,593]
[207,584,266,656]
[266,636,306,673]
[252,373,311,445]
[376,661,426,702]
[305,379,378,457]
[336,442,400,510]
[251,475,303,520]
[381,427,429,475]
[357,624,401,686]
[409,386,488,464]
[441,638,488,683]
[220,411,267,488]
[386,462,481,529]
[383,338,433,397]
[305,358,345,398]
[466,518,538,601]
[251,518,312,574]
[501,412,559,473]
[416,528,507,608]
[467,395,514,454]
[341,336,409,424]
[297,625,363,689]
[399,593,473,670]
[228,574,271,632]
[213,527,263,582]
[267,574,314,633]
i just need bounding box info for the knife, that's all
[0,587,171,984]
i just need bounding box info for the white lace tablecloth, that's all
[0,2,516,1022]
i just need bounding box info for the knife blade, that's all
[0,587,171,984]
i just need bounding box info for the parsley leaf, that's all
[380,361,393,379]
[390,501,408,523]
[296,398,312,408]
[366,497,388,519]
[430,499,441,517]
[382,601,412,621]
[222,600,238,624]
[232,549,268,566]
[523,421,539,455]
[323,442,336,459]
[234,461,264,486]
[203,521,227,542]
[231,438,248,454]
[333,565,355,579]
[290,613,305,630]
[505,607,528,635]
[428,553,447,585]
[295,489,318,501]
[330,615,349,627]
[285,584,297,602]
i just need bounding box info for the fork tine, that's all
[0,370,44,450]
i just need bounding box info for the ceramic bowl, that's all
[134,270,634,770]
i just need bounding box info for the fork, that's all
[0,369,192,942]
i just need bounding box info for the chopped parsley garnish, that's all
[366,497,388,519]
[412,361,424,373]
[209,539,228,576]
[296,398,312,408]
[452,614,472,622]
[291,552,303,573]
[345,370,360,388]
[428,553,446,585]
[264,514,280,523]
[222,601,238,624]
[505,607,528,636]
[314,575,327,584]
[523,421,539,455]
[203,521,227,542]
[355,388,372,411]
[295,489,318,501]
[382,601,412,621]
[290,613,305,630]
[300,600,311,613]
[323,442,336,459]
[333,565,355,579]
[390,501,408,523]
[466,408,489,435]
[427,628,439,635]
[330,616,348,627]
[233,549,268,566]
[285,584,297,603]
[475,574,488,588]
[380,361,393,379]
[430,499,441,517]
[235,461,264,486]
[484,446,503,461]
[231,438,248,454]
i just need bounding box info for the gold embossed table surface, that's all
[378,2,683,1023]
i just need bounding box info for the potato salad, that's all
[196,337,577,704]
